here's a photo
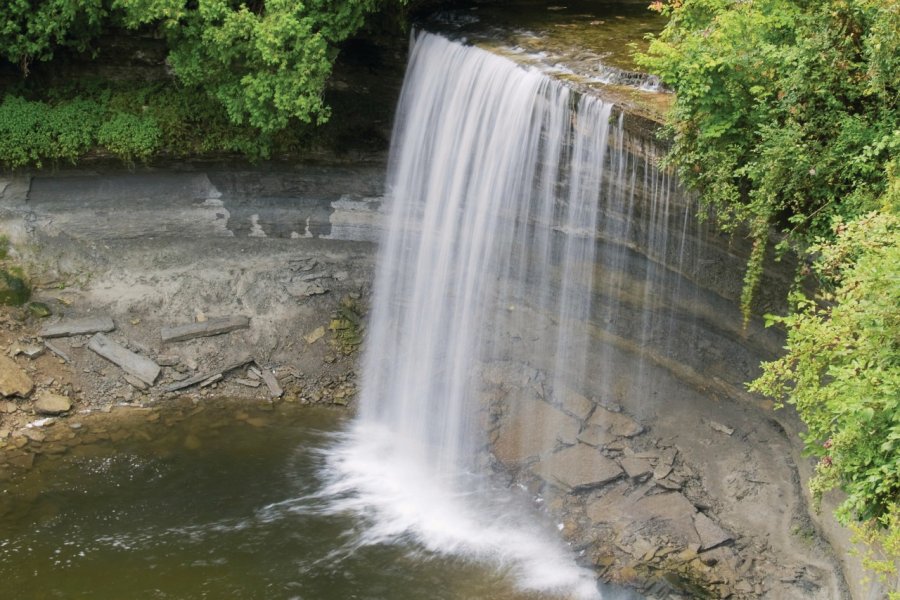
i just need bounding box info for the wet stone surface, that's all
[480,359,846,600]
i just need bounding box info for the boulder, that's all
[33,392,72,415]
[0,355,33,398]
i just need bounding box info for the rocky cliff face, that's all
[465,124,846,599]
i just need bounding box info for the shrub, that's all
[96,111,161,162]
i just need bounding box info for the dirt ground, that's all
[0,166,384,435]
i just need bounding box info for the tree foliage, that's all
[115,0,380,132]
[748,205,899,590]
[1,0,391,145]
[0,0,107,74]
[749,208,899,524]
[638,0,899,320]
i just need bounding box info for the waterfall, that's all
[326,32,696,598]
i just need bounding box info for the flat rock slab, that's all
[493,395,580,466]
[159,356,253,392]
[694,511,733,551]
[632,492,700,546]
[0,355,33,398]
[40,316,115,338]
[88,333,160,385]
[577,425,618,448]
[256,362,284,398]
[556,386,594,421]
[588,406,644,438]
[33,391,72,415]
[620,456,653,480]
[532,443,623,491]
[161,316,250,343]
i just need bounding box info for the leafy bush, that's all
[96,111,161,162]
[749,206,899,591]
[750,209,899,524]
[0,95,54,167]
[638,0,899,319]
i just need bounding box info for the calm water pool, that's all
[0,402,630,600]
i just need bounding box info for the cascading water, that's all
[325,32,696,598]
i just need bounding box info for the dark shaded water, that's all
[0,402,585,599]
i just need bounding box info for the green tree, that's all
[115,0,381,133]
[0,0,107,74]
[1,0,393,146]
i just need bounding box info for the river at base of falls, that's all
[0,403,638,599]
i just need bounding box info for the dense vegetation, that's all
[0,0,396,167]
[640,0,898,589]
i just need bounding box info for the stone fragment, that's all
[694,512,733,551]
[33,391,72,415]
[577,425,618,448]
[256,364,284,398]
[286,281,328,298]
[658,447,677,466]
[556,386,594,420]
[633,492,700,546]
[234,378,261,388]
[304,326,326,344]
[156,354,180,367]
[653,462,674,480]
[531,443,623,491]
[493,395,580,466]
[124,374,148,390]
[160,356,253,392]
[41,316,115,338]
[88,334,160,385]
[587,406,644,438]
[26,302,51,318]
[655,478,683,490]
[22,345,44,359]
[620,456,653,480]
[160,316,250,343]
[708,420,734,435]
[0,355,33,397]
[199,374,222,388]
[22,428,45,442]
